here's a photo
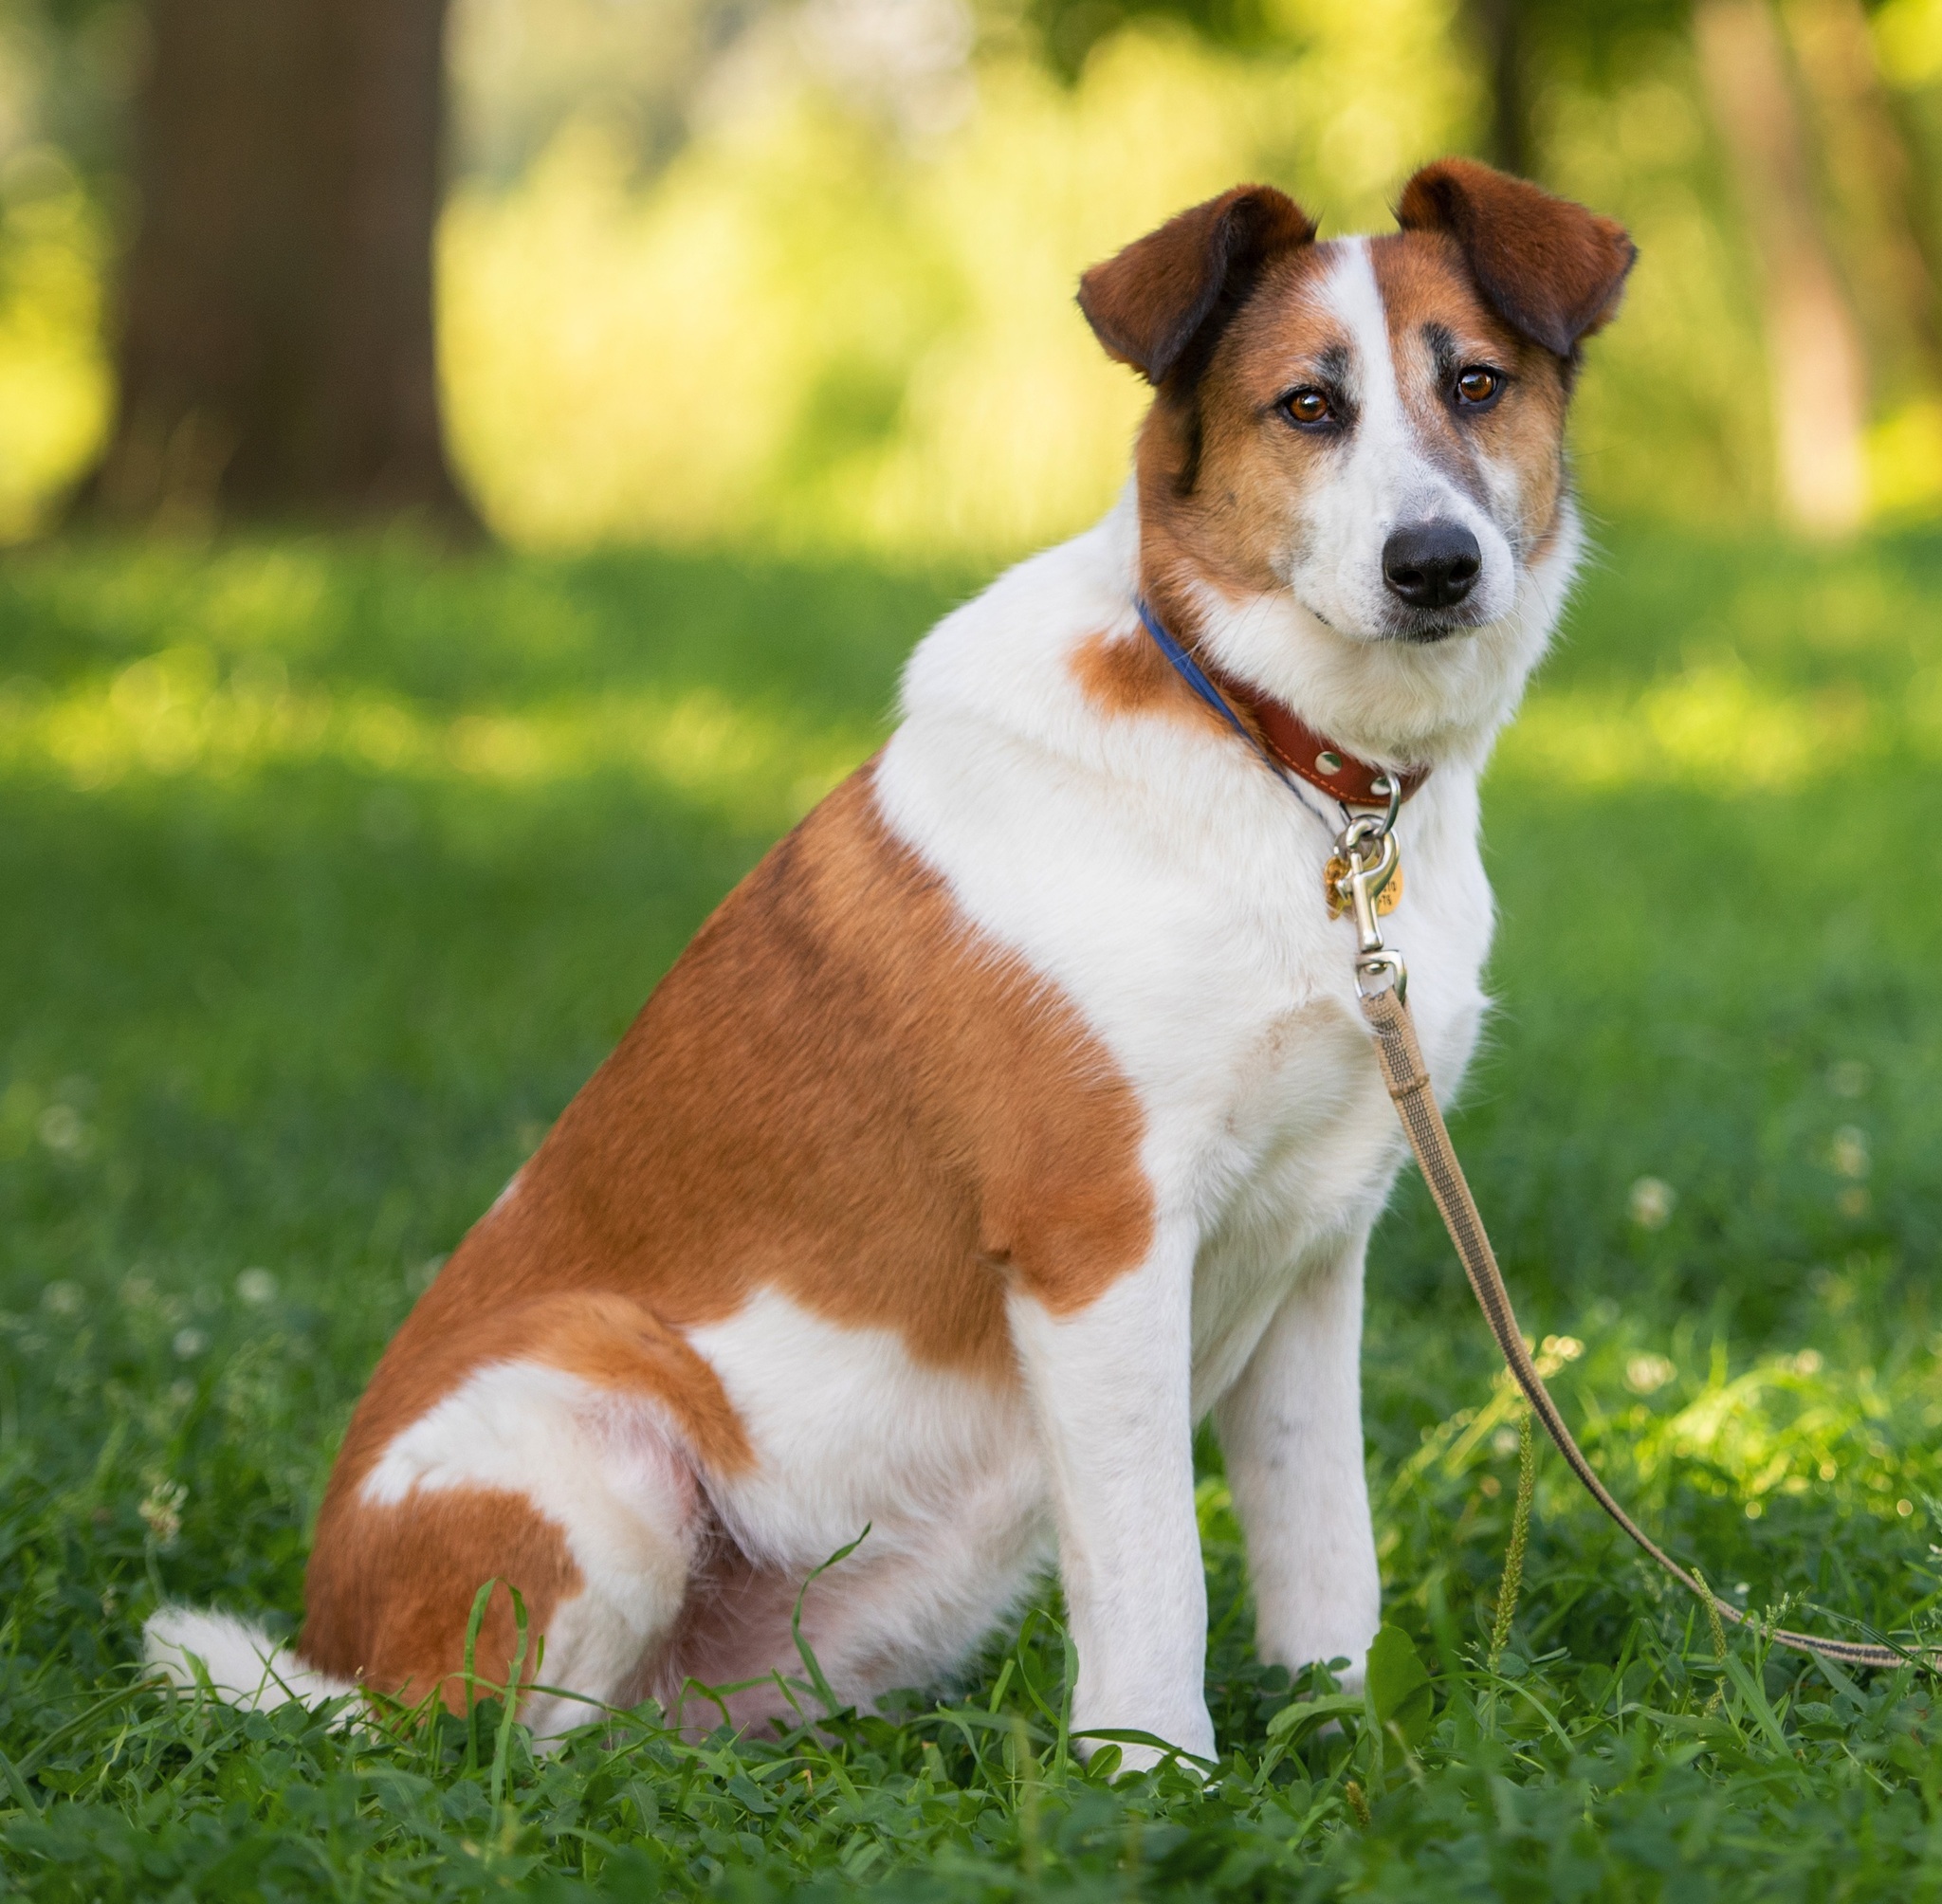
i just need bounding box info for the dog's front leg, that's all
[1009,1228,1212,1769]
[1214,1232,1382,1689]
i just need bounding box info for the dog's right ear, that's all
[1078,185,1317,388]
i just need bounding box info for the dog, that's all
[148,157,1632,1766]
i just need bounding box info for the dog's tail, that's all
[144,1606,355,1710]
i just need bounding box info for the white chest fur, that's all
[874,501,1497,1421]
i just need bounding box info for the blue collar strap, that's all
[1134,596,1259,750]
[1135,596,1331,827]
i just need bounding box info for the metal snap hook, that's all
[1354,948,1408,1001]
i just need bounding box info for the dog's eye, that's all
[1282,389,1332,428]
[1455,367,1501,406]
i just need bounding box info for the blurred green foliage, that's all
[5,524,1942,1891]
[4,0,1942,549]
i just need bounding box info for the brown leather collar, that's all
[1200,659,1431,809]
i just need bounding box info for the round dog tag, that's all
[1324,854,1403,920]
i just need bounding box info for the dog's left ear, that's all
[1078,185,1318,387]
[1396,158,1636,358]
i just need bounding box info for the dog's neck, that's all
[1126,489,1580,778]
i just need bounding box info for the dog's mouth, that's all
[1382,602,1492,645]
[1290,590,1491,647]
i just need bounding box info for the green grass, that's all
[5,522,1942,1898]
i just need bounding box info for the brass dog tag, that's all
[1325,854,1402,920]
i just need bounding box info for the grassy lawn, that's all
[4,522,1942,1898]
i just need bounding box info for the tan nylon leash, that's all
[1127,592,1926,1671]
[1328,812,1926,1674]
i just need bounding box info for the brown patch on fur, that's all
[299,764,1154,1698]
[1368,229,1572,553]
[301,1487,581,1706]
[1127,243,1343,636]
[425,764,1153,1351]
[1070,626,1218,726]
[526,1293,752,1462]
[1395,158,1635,359]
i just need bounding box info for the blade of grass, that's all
[16,1680,159,1778]
[791,1526,870,1718]
[460,1577,495,1777]
[0,1742,41,1817]
[489,1584,530,1813]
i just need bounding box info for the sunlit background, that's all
[1,0,1939,557]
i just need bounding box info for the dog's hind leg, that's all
[298,1358,709,1741]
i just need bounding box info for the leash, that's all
[1355,976,1916,1670]
[1135,598,1926,1674]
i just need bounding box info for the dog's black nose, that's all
[1382,522,1481,610]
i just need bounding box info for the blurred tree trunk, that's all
[1780,0,1941,404]
[1695,0,1867,533]
[80,0,479,533]
[1468,0,1530,178]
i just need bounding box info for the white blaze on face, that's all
[1283,238,1515,641]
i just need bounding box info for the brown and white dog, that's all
[148,158,1632,1766]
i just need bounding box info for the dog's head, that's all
[1079,159,1634,747]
